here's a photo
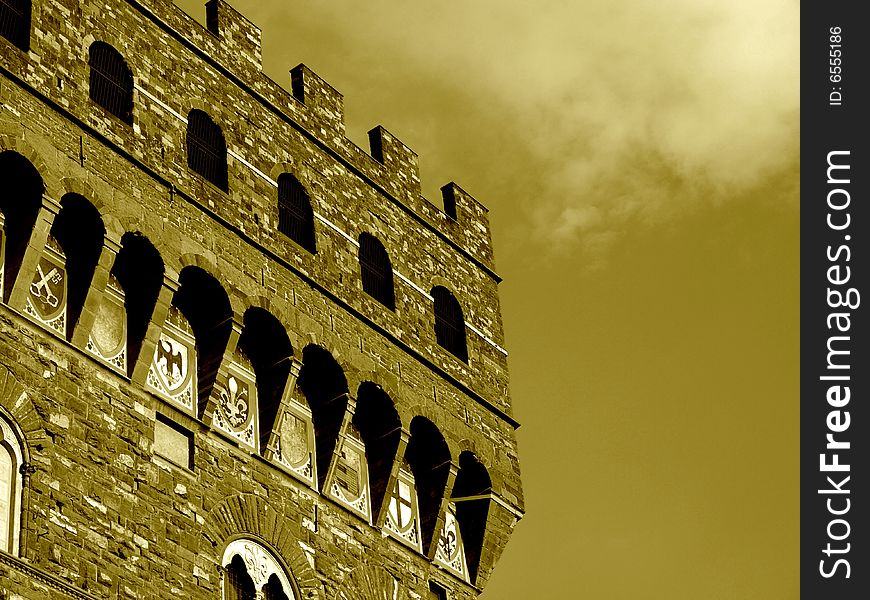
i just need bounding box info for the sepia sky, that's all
[176,1,799,597]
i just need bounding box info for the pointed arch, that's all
[432,286,468,362]
[172,265,233,414]
[354,382,402,521]
[88,41,134,124]
[0,150,44,303]
[111,232,164,374]
[452,451,492,584]
[296,344,348,490]
[237,307,293,452]
[406,416,451,555]
[187,109,228,192]
[50,193,106,340]
[358,233,395,310]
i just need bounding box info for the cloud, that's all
[177,0,799,259]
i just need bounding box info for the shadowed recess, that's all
[353,382,402,519]
[111,232,164,374]
[237,306,294,450]
[172,265,233,412]
[0,151,43,304]
[453,450,491,584]
[296,344,349,489]
[51,193,106,340]
[406,416,452,554]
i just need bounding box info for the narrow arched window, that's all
[0,0,31,52]
[277,174,316,253]
[0,411,25,556]
[222,539,295,600]
[432,286,468,362]
[88,42,134,125]
[187,109,228,191]
[225,554,256,600]
[358,233,395,310]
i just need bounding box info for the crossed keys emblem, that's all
[30,264,63,308]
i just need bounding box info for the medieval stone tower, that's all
[0,1,523,599]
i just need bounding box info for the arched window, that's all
[277,174,316,253]
[187,109,228,192]
[88,42,134,125]
[0,0,31,52]
[222,539,295,600]
[0,411,24,556]
[432,286,468,362]
[358,233,395,310]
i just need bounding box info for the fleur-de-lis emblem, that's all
[220,376,249,429]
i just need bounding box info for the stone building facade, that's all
[0,1,523,599]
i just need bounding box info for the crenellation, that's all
[290,63,346,140]
[367,125,422,205]
[0,1,522,599]
[205,0,262,75]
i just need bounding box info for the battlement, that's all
[0,1,522,598]
[162,0,496,271]
[205,0,262,74]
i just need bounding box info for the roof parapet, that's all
[206,0,262,75]
[367,125,421,204]
[290,64,346,138]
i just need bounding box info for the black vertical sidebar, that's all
[802,3,869,599]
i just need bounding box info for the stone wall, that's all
[0,1,523,598]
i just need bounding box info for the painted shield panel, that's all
[86,275,127,372]
[435,503,469,581]
[24,238,67,335]
[212,360,258,452]
[146,306,196,414]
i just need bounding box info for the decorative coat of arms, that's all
[329,424,371,522]
[434,503,469,581]
[272,395,317,488]
[384,464,422,552]
[211,352,258,452]
[146,305,196,414]
[23,236,67,335]
[86,273,127,373]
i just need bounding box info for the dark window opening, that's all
[237,307,294,452]
[88,42,134,125]
[51,194,106,340]
[172,266,233,415]
[406,416,452,554]
[186,109,228,192]
[0,151,43,304]
[453,451,493,584]
[0,0,31,52]
[225,555,256,600]
[277,174,316,253]
[433,287,468,362]
[263,574,290,600]
[359,233,395,310]
[111,232,164,375]
[354,382,402,520]
[296,344,348,490]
